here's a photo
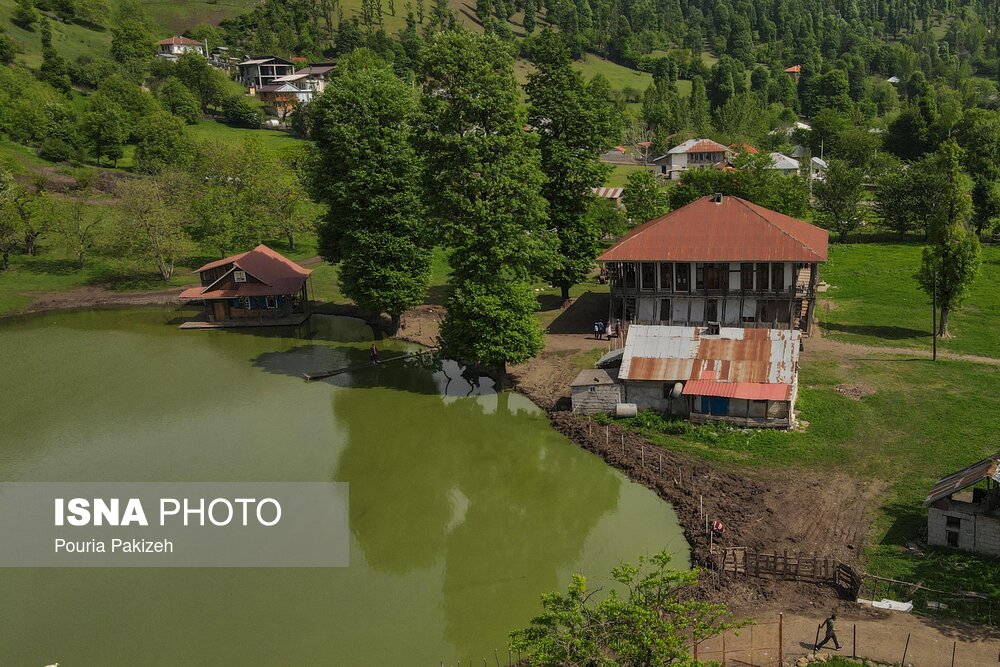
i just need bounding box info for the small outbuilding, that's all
[924,453,1000,556]
[618,325,800,428]
[570,369,621,415]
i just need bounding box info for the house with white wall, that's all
[925,454,1000,556]
[157,36,207,60]
[652,139,733,180]
[597,193,829,334]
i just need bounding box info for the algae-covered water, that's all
[0,308,689,666]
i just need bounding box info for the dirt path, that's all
[807,330,1000,366]
[699,603,1000,666]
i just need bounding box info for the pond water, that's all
[0,308,689,666]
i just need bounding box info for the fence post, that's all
[852,623,856,659]
[749,623,754,667]
[950,640,956,667]
[721,632,726,667]
[778,613,783,666]
[901,632,911,665]
[692,633,698,662]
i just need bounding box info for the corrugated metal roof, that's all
[592,187,624,199]
[681,380,790,400]
[924,453,1000,506]
[597,195,828,262]
[620,326,799,391]
[770,152,801,170]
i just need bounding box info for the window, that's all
[705,263,727,290]
[239,297,252,309]
[695,264,705,290]
[659,263,673,290]
[234,270,247,283]
[771,263,785,291]
[265,296,278,309]
[946,516,962,529]
[947,531,960,548]
[675,264,690,292]
[741,263,754,290]
[588,386,597,394]
[756,263,769,291]
[624,298,636,321]
[640,263,656,290]
[623,263,637,289]
[706,299,718,322]
[659,298,671,322]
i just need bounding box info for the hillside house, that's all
[157,36,207,60]
[769,152,801,176]
[597,194,829,334]
[652,139,733,180]
[179,245,311,328]
[274,64,335,93]
[257,83,314,116]
[239,56,296,91]
[924,453,1000,556]
[618,325,800,428]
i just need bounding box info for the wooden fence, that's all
[718,547,862,598]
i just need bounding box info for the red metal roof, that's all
[732,143,759,154]
[158,36,202,46]
[687,139,731,154]
[784,65,802,73]
[681,379,791,401]
[598,195,828,262]
[182,245,310,300]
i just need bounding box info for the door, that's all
[212,301,226,322]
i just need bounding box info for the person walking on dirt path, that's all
[815,611,841,651]
[599,320,606,339]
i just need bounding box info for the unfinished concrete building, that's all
[924,453,1000,556]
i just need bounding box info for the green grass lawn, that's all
[605,163,651,187]
[187,120,308,151]
[820,242,1000,359]
[573,53,654,91]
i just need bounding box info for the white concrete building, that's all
[925,454,1000,556]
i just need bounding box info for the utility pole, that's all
[932,271,937,361]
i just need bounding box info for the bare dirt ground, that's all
[21,285,185,314]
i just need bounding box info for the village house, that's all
[768,152,801,176]
[178,244,312,328]
[652,139,733,180]
[156,36,207,60]
[924,453,1000,556]
[274,64,335,93]
[616,324,800,428]
[597,193,829,334]
[256,82,314,116]
[238,56,296,92]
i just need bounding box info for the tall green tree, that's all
[110,0,154,82]
[955,109,1000,238]
[527,30,611,300]
[813,159,867,242]
[114,171,194,281]
[915,140,982,337]
[688,75,710,135]
[621,169,668,223]
[417,31,552,384]
[79,94,128,166]
[310,53,431,333]
[510,552,739,666]
[134,111,195,174]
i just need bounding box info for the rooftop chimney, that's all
[713,192,724,204]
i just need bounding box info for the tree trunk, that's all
[78,251,86,270]
[24,233,37,256]
[494,361,509,390]
[1,250,9,270]
[560,282,571,301]
[287,231,295,250]
[938,306,951,338]
[388,312,401,335]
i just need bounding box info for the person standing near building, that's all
[815,611,841,651]
[593,321,602,340]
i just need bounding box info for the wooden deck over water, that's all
[179,313,311,329]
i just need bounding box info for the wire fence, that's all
[859,572,997,627]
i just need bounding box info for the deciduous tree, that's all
[510,552,740,666]
[813,159,867,242]
[527,30,612,300]
[417,31,552,384]
[115,171,194,280]
[310,52,430,333]
[915,140,982,337]
[621,169,668,223]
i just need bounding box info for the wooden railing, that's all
[718,547,862,598]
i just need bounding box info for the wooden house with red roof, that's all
[179,245,312,328]
[597,194,828,334]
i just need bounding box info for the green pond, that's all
[0,308,689,666]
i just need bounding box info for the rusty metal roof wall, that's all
[924,453,1000,506]
[620,325,800,384]
[681,379,791,401]
[597,195,829,263]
